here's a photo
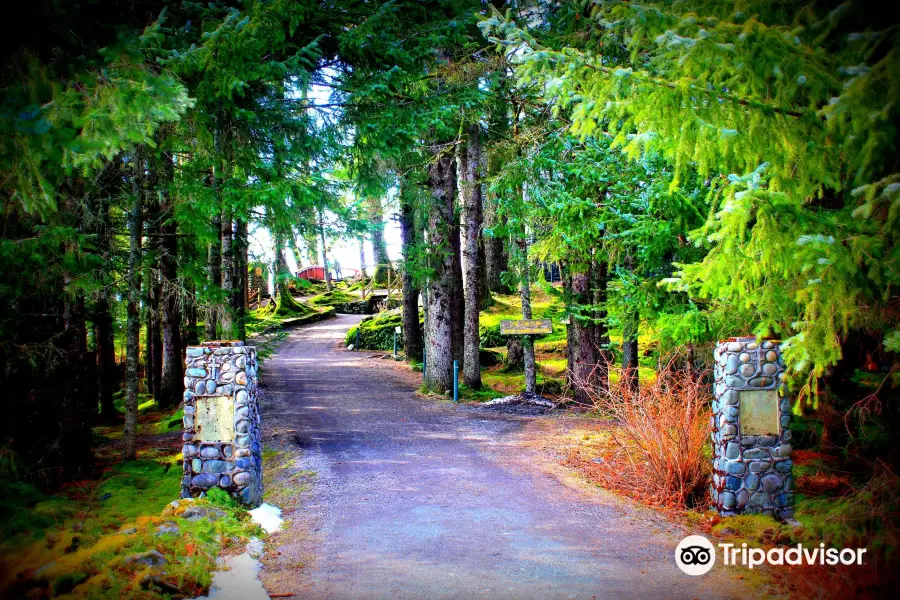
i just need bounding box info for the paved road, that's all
[258,315,745,599]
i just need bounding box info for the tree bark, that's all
[158,149,182,410]
[220,208,234,338]
[234,218,248,341]
[458,124,483,389]
[358,237,368,278]
[399,180,423,362]
[93,185,117,422]
[451,202,464,372]
[95,294,117,421]
[592,255,611,386]
[369,196,393,284]
[62,285,93,475]
[519,237,536,395]
[146,202,162,400]
[621,257,638,392]
[423,150,457,393]
[205,212,221,340]
[319,208,332,291]
[622,315,639,392]
[570,266,598,404]
[478,236,491,310]
[484,198,510,294]
[124,150,143,461]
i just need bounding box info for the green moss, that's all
[307,289,357,308]
[152,408,184,434]
[0,455,260,599]
[345,311,408,350]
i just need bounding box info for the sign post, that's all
[499,319,553,397]
[712,337,793,520]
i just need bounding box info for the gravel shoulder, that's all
[257,314,752,599]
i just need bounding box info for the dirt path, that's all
[258,315,746,599]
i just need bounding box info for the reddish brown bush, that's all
[573,358,712,509]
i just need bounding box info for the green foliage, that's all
[483,1,900,392]
[205,486,240,510]
[479,323,505,348]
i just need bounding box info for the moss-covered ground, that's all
[0,408,260,599]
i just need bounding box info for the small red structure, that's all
[296,265,326,281]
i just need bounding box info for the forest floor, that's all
[255,314,759,599]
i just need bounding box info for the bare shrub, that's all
[573,356,712,509]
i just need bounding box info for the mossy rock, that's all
[345,311,410,350]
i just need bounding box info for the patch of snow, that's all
[484,394,555,408]
[248,503,283,534]
[193,551,268,600]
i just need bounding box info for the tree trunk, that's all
[124,151,143,461]
[220,209,234,338]
[458,124,483,389]
[520,237,536,395]
[484,198,510,294]
[234,218,248,341]
[95,295,117,421]
[319,208,332,291]
[506,337,523,368]
[622,313,639,393]
[369,196,393,284]
[451,205,464,372]
[145,200,162,399]
[399,180,423,362]
[205,212,221,340]
[149,271,162,400]
[423,150,457,393]
[592,255,611,388]
[478,236,491,309]
[93,186,117,423]
[158,150,182,410]
[358,237,368,278]
[570,266,598,404]
[184,278,200,346]
[62,286,93,476]
[621,257,638,392]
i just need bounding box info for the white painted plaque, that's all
[195,396,235,442]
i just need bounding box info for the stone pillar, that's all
[712,337,793,520]
[181,341,262,506]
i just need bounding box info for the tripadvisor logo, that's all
[675,535,716,576]
[675,535,868,575]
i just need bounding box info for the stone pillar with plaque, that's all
[712,337,793,519]
[181,341,262,507]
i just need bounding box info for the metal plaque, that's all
[195,396,235,442]
[499,319,553,335]
[739,390,780,436]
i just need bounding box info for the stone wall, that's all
[181,341,262,507]
[712,337,794,520]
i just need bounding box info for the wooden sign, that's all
[500,319,553,335]
[739,390,780,436]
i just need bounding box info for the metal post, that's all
[393,331,398,357]
[453,360,459,402]
[355,328,360,349]
[423,348,427,378]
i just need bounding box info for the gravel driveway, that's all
[257,314,748,599]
